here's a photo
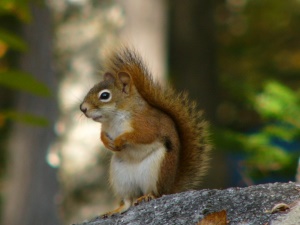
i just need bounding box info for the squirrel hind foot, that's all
[133,193,157,206]
[101,199,132,218]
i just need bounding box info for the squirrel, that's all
[80,47,211,217]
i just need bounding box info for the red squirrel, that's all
[80,47,211,217]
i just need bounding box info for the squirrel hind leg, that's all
[101,199,132,218]
[133,193,157,206]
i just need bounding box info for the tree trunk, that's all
[169,0,217,123]
[118,0,168,82]
[3,4,60,225]
[48,0,168,224]
[169,0,229,188]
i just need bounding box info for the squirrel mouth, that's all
[92,116,102,121]
[92,115,103,122]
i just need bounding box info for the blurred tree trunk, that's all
[118,0,168,82]
[169,0,230,188]
[2,4,60,225]
[169,0,217,122]
[47,1,121,224]
[48,0,168,224]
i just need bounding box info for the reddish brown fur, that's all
[120,104,180,195]
[104,47,211,192]
[81,47,212,217]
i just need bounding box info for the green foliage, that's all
[0,28,27,51]
[0,0,32,22]
[0,70,52,97]
[0,110,49,126]
[216,0,300,182]
[0,0,51,127]
[255,81,300,127]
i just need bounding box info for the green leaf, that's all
[263,124,297,141]
[0,1,31,22]
[0,70,52,97]
[255,80,299,118]
[1,110,49,126]
[0,28,27,51]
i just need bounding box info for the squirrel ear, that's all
[103,72,115,82]
[118,72,132,94]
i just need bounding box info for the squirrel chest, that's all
[110,142,166,198]
[101,110,132,140]
[102,110,167,197]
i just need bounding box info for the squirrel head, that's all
[80,71,140,123]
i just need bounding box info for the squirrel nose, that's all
[80,103,87,113]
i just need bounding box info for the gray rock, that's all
[75,182,300,225]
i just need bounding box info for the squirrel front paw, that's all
[114,136,128,151]
[101,132,129,151]
[101,132,117,151]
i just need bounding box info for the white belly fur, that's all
[109,142,166,199]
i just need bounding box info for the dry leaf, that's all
[270,203,290,213]
[265,203,290,214]
[197,210,228,225]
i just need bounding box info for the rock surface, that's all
[76,182,300,225]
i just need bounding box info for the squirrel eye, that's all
[98,89,112,102]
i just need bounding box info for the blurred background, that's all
[0,0,300,224]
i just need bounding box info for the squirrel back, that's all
[104,47,211,192]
